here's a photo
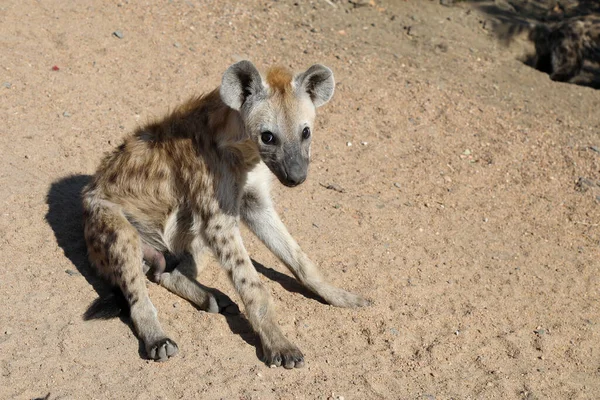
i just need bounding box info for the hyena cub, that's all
[528,15,600,82]
[82,61,368,368]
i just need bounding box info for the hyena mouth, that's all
[267,162,307,187]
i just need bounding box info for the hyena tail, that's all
[83,288,129,320]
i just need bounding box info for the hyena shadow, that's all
[44,174,321,359]
[45,175,148,355]
[45,175,100,289]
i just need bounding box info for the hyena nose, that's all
[284,161,307,187]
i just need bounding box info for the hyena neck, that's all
[190,90,260,170]
[143,89,261,171]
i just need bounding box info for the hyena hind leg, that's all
[84,207,178,361]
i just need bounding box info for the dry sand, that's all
[1,0,600,399]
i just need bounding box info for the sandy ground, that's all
[2,0,600,399]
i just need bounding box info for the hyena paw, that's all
[148,338,179,362]
[263,344,305,369]
[204,294,220,314]
[325,287,370,308]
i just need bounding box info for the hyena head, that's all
[220,60,335,187]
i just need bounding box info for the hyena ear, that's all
[294,64,335,108]
[220,60,265,111]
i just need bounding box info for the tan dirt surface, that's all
[2,0,599,399]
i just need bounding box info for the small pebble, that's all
[113,30,124,39]
[394,182,401,188]
[174,42,181,48]
[3,82,11,89]
[346,142,352,147]
[63,111,71,117]
[590,145,600,153]
[65,269,80,276]
[361,141,368,145]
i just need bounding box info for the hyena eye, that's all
[302,127,311,140]
[261,131,276,145]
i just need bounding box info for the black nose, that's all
[284,162,307,187]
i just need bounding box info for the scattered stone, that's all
[320,182,345,193]
[440,0,453,6]
[575,177,596,192]
[405,25,420,37]
[3,82,11,89]
[113,30,124,39]
[346,141,352,147]
[62,111,71,117]
[173,42,181,48]
[65,269,80,276]
[534,329,546,335]
[590,145,600,153]
[361,141,368,145]
[481,19,496,31]
[349,0,371,8]
[435,43,449,53]
[394,182,401,188]
[390,327,399,335]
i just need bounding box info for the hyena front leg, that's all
[240,189,369,308]
[84,206,178,361]
[204,214,304,369]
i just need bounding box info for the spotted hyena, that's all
[527,15,600,81]
[81,61,368,368]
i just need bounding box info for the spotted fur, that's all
[529,15,600,81]
[82,61,368,368]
